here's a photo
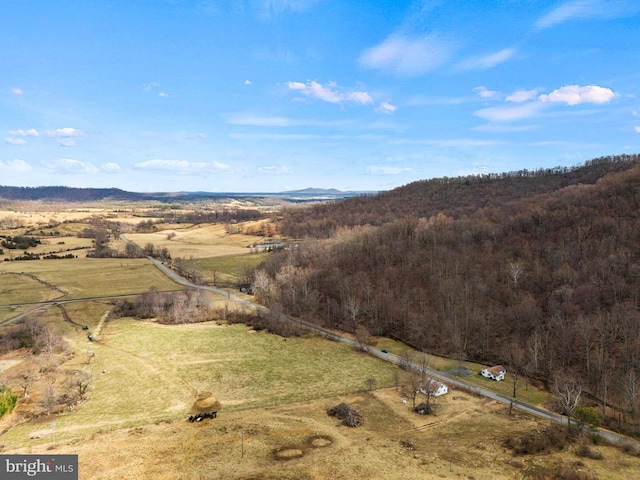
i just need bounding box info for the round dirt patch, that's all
[307,435,333,448]
[273,447,304,460]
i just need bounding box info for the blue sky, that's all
[1,0,639,193]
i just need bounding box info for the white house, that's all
[419,378,449,397]
[481,365,506,381]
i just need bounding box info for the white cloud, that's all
[358,33,457,77]
[212,160,231,170]
[375,102,397,114]
[475,86,501,100]
[244,79,252,85]
[5,128,39,145]
[135,159,208,172]
[457,47,516,71]
[44,127,86,147]
[635,126,640,134]
[46,127,86,138]
[534,0,640,30]
[0,159,31,172]
[538,85,617,105]
[286,81,373,105]
[366,165,412,175]
[506,89,539,103]
[46,158,98,174]
[8,128,39,137]
[101,162,122,172]
[158,92,169,97]
[134,159,230,174]
[11,87,23,95]
[474,102,544,122]
[258,165,290,174]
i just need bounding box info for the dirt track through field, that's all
[92,311,109,338]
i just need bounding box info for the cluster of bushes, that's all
[1,235,40,250]
[5,252,40,261]
[225,307,305,338]
[327,402,363,427]
[110,289,216,324]
[3,252,77,261]
[503,425,571,455]
[43,253,76,259]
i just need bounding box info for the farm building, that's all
[419,379,449,397]
[481,365,506,381]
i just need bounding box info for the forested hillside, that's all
[0,186,146,202]
[280,154,640,238]
[261,154,640,435]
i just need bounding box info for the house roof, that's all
[421,378,447,392]
[486,365,506,376]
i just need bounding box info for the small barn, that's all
[481,365,506,381]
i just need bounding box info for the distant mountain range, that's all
[0,185,371,202]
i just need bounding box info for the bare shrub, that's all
[504,424,571,455]
[576,444,603,460]
[327,402,363,427]
[554,465,598,480]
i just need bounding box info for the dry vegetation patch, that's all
[0,258,180,299]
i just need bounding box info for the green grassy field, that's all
[0,272,63,306]
[0,258,182,300]
[3,318,398,448]
[182,252,270,284]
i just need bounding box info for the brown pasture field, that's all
[2,314,638,480]
[124,222,272,259]
[0,201,639,479]
[0,258,180,299]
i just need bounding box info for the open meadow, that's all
[123,222,274,259]
[0,258,181,300]
[2,314,638,480]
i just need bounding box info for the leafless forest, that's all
[257,154,640,437]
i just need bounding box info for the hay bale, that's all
[190,394,222,413]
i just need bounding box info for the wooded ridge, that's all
[262,154,640,437]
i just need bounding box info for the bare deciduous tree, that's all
[354,324,375,352]
[507,261,524,290]
[399,350,414,372]
[554,374,583,430]
[20,372,36,398]
[72,371,91,401]
[40,384,57,416]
